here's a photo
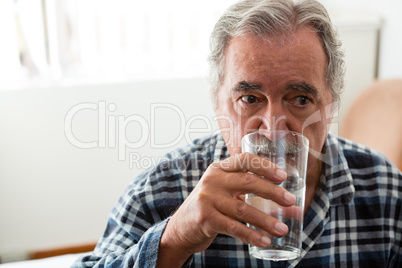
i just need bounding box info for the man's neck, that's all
[305,159,323,212]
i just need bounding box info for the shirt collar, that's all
[319,133,355,206]
[213,132,230,163]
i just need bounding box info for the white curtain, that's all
[0,0,236,87]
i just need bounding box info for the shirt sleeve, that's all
[70,164,183,268]
[71,217,169,268]
[70,139,211,268]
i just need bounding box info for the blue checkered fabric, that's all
[72,133,402,268]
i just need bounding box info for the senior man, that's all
[73,0,402,267]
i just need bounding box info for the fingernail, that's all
[275,168,287,180]
[284,191,296,204]
[261,235,271,246]
[275,222,288,234]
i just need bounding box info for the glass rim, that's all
[241,129,310,150]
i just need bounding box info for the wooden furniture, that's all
[29,243,96,260]
[340,79,402,170]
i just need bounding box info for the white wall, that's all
[0,78,219,261]
[320,0,402,79]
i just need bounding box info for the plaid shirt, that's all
[72,133,402,268]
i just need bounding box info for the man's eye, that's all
[241,95,258,104]
[294,96,311,106]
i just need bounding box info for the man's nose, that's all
[260,103,289,131]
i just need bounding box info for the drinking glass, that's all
[242,130,309,261]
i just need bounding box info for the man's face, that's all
[214,26,334,178]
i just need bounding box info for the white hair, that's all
[208,0,345,108]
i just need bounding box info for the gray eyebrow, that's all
[232,80,320,99]
[288,82,319,98]
[232,81,262,92]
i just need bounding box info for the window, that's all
[0,0,235,89]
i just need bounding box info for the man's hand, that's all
[156,153,296,267]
